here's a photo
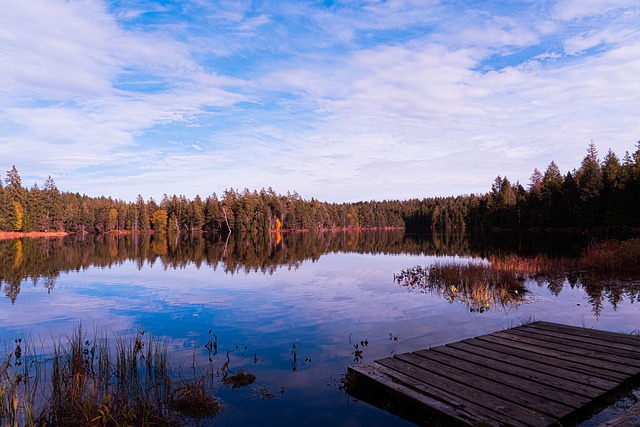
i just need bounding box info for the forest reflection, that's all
[1,230,638,316]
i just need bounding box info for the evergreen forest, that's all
[1,142,639,234]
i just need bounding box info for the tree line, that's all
[1,141,638,234]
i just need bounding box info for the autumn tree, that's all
[167,212,179,235]
[152,209,168,233]
[3,166,25,231]
[106,208,119,232]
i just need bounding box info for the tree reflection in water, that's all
[394,263,528,314]
[0,230,639,317]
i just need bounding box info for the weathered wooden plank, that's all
[518,325,640,356]
[534,321,640,348]
[347,322,640,427]
[450,341,616,399]
[484,332,633,380]
[350,361,529,426]
[425,344,593,407]
[496,329,640,374]
[377,356,548,426]
[395,351,574,419]
[461,337,618,390]
[518,324,640,359]
[348,363,474,426]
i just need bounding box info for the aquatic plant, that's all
[170,377,221,418]
[0,325,221,426]
[249,385,282,400]
[580,237,640,274]
[222,369,257,389]
[395,260,529,313]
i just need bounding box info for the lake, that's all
[0,230,638,426]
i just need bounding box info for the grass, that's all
[395,261,529,313]
[0,325,222,426]
[580,237,640,274]
[222,369,257,389]
[396,237,640,313]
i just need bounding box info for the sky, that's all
[1,0,639,203]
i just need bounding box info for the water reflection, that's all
[1,231,637,317]
[0,230,469,303]
[0,231,638,426]
[394,263,528,314]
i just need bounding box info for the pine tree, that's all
[576,142,603,201]
[575,142,603,226]
[137,195,150,232]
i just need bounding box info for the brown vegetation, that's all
[222,369,257,389]
[580,237,640,274]
[0,326,221,426]
[395,262,529,313]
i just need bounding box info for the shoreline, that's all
[0,228,405,240]
[271,226,405,233]
[0,231,69,240]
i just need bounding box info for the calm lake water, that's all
[0,230,638,426]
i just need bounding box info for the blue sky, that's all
[1,0,639,202]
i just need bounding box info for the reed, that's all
[222,369,257,389]
[580,237,640,274]
[395,261,528,313]
[0,325,221,426]
[486,253,576,277]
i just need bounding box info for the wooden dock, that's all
[348,321,640,426]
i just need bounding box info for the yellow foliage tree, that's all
[106,208,119,232]
[13,240,23,269]
[13,202,23,231]
[152,209,168,233]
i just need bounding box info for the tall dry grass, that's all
[396,237,640,313]
[580,237,640,274]
[0,325,221,426]
[395,261,528,313]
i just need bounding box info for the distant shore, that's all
[272,226,405,233]
[0,231,69,240]
[0,227,406,241]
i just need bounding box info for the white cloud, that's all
[0,0,245,183]
[452,15,540,50]
[246,4,640,200]
[1,0,639,202]
[553,0,637,21]
[564,25,638,55]
[235,14,271,32]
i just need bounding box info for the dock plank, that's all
[508,327,640,366]
[347,321,640,426]
[348,362,480,426]
[457,337,619,390]
[517,324,640,360]
[365,358,533,426]
[534,321,640,347]
[446,340,610,395]
[395,351,570,419]
[377,355,551,426]
[424,345,592,407]
[480,333,633,380]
